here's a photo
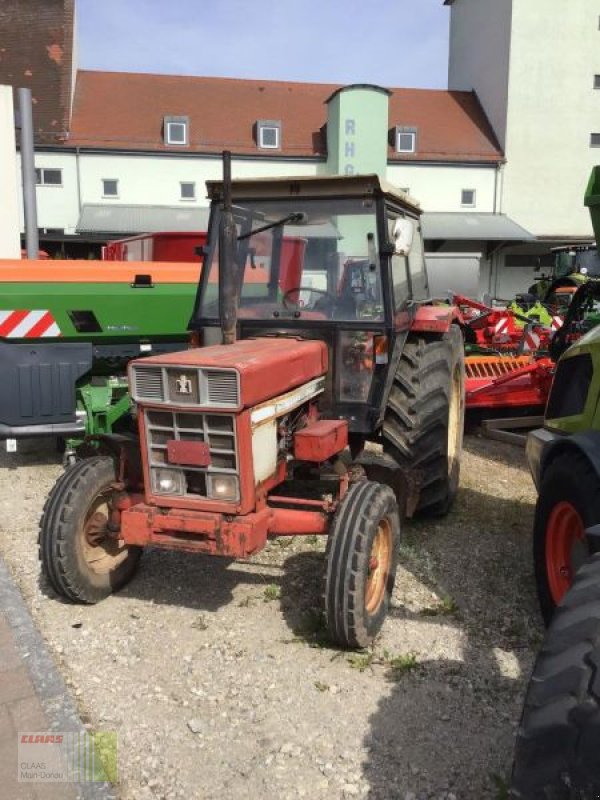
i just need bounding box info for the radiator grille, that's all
[206,370,239,407]
[133,367,164,401]
[145,409,238,498]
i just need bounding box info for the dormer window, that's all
[395,126,417,154]
[164,116,189,146]
[257,120,281,150]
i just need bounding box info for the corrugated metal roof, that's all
[421,213,534,241]
[76,204,210,234]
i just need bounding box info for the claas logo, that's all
[20,734,64,744]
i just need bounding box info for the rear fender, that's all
[541,431,600,482]
[410,304,464,334]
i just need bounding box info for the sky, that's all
[77,0,450,89]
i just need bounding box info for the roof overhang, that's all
[76,204,210,235]
[421,212,534,244]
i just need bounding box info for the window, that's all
[395,127,417,154]
[399,187,410,195]
[35,167,62,186]
[591,133,600,147]
[180,182,196,200]
[594,75,600,89]
[102,179,119,198]
[407,221,428,300]
[387,215,410,311]
[461,189,476,207]
[257,120,281,149]
[163,115,189,146]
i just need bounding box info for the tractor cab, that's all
[188,175,429,433]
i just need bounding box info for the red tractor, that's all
[39,157,465,649]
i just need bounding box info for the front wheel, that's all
[324,481,400,649]
[39,456,142,603]
[533,452,600,625]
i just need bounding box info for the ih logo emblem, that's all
[176,374,193,395]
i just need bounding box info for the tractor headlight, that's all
[153,468,184,495]
[207,474,239,502]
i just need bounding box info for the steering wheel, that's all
[282,286,335,310]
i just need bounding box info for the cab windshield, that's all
[199,197,384,322]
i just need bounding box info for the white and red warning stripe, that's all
[494,317,509,335]
[0,310,61,338]
[522,329,541,352]
[551,315,564,331]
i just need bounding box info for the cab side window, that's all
[387,214,410,310]
[407,222,428,299]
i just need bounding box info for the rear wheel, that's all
[382,325,465,516]
[324,481,400,649]
[39,456,142,603]
[510,554,600,799]
[533,452,600,625]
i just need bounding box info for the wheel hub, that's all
[546,501,588,605]
[365,519,392,614]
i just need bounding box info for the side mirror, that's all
[392,218,414,256]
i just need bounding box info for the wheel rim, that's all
[365,518,392,614]
[79,490,129,575]
[447,364,462,476]
[545,501,588,604]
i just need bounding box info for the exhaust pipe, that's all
[219,151,238,345]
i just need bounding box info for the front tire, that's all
[510,554,600,799]
[324,481,400,649]
[382,325,465,517]
[533,452,600,625]
[39,456,142,603]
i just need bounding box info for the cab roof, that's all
[206,174,421,214]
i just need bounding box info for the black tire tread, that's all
[324,480,400,649]
[510,553,600,799]
[382,325,464,516]
[39,456,141,604]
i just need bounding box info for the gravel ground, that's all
[0,434,542,800]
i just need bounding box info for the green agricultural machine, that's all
[0,259,200,457]
[508,166,600,797]
[528,167,600,306]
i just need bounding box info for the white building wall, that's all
[24,151,80,233]
[501,0,600,237]
[447,0,513,151]
[386,162,498,212]
[77,153,320,208]
[0,86,21,257]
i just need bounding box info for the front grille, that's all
[206,370,239,406]
[130,364,239,409]
[145,409,238,498]
[133,366,164,401]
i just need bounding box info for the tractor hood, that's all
[130,337,328,409]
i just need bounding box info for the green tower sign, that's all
[325,84,391,178]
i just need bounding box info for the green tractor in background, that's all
[509,166,600,797]
[527,167,600,311]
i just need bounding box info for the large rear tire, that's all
[382,325,465,516]
[39,456,142,603]
[510,554,600,799]
[533,452,600,625]
[324,481,400,649]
